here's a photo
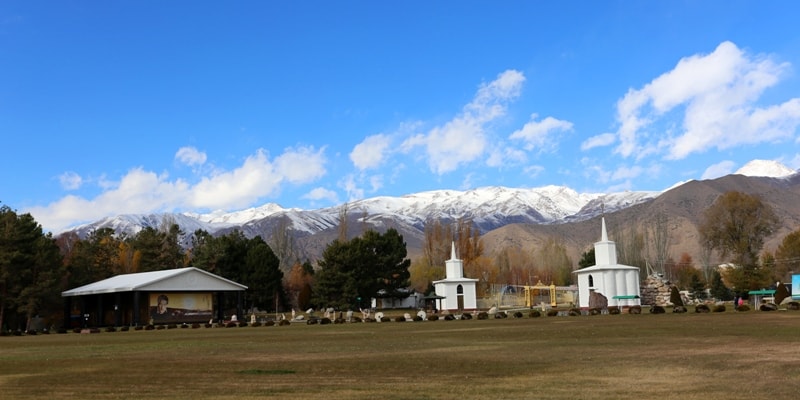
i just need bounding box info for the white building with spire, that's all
[574,218,641,309]
[433,243,478,312]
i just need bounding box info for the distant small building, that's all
[433,243,478,312]
[574,218,641,309]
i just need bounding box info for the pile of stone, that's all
[640,273,673,306]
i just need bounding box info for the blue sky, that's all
[2,1,800,232]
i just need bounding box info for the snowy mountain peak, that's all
[735,160,796,178]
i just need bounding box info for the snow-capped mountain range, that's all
[65,159,797,245]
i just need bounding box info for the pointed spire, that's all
[601,217,608,242]
[451,242,457,260]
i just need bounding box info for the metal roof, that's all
[62,267,247,297]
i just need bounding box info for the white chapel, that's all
[433,243,478,312]
[574,218,641,309]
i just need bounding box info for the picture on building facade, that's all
[149,293,213,323]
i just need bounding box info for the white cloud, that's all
[701,160,736,180]
[175,146,207,166]
[340,174,364,202]
[350,134,391,170]
[612,41,800,160]
[401,69,526,174]
[28,147,328,232]
[274,146,327,184]
[581,133,616,151]
[523,165,545,178]
[611,165,643,181]
[486,146,527,168]
[302,187,339,203]
[58,171,83,190]
[509,114,573,151]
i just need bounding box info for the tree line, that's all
[2,190,798,331]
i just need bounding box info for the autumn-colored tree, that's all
[775,227,800,282]
[699,191,778,291]
[534,238,573,286]
[286,261,314,310]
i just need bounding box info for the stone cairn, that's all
[640,273,673,306]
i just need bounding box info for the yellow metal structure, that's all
[524,281,557,307]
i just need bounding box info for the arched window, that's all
[588,275,594,287]
[457,285,463,294]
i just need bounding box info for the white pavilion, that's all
[433,243,478,312]
[574,218,641,309]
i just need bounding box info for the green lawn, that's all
[1,310,799,399]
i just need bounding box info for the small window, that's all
[457,284,463,294]
[588,275,594,287]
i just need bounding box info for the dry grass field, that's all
[2,309,800,399]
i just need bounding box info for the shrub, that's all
[395,316,406,322]
[568,309,581,316]
[736,304,749,312]
[444,314,455,321]
[759,303,778,312]
[306,319,318,325]
[427,315,439,321]
[476,312,489,320]
[546,310,559,317]
[278,319,291,326]
[608,307,620,315]
[413,316,423,322]
[320,318,332,325]
[104,327,116,333]
[672,306,687,313]
[250,322,262,327]
[225,322,237,328]
[628,306,642,314]
[513,311,523,318]
[713,304,727,312]
[529,310,541,318]
[460,313,472,320]
[588,308,601,316]
[787,301,800,310]
[695,304,711,313]
[650,306,666,314]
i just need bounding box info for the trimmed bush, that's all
[306,319,318,325]
[105,326,116,333]
[759,303,778,312]
[628,306,642,314]
[320,318,332,325]
[529,310,541,318]
[427,315,439,321]
[546,309,559,317]
[787,301,800,310]
[588,308,601,316]
[460,313,472,320]
[672,306,687,313]
[736,304,749,311]
[650,306,666,314]
[443,314,455,321]
[695,304,711,313]
[608,307,620,315]
[278,319,291,326]
[568,309,581,316]
[476,312,489,320]
[513,311,523,318]
[713,304,727,312]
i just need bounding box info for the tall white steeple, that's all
[445,242,463,279]
[594,217,617,266]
